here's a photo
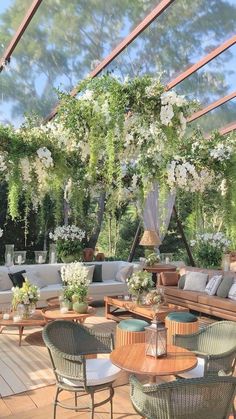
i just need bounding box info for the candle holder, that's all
[49,243,57,264]
[34,251,47,264]
[14,251,26,265]
[5,244,14,267]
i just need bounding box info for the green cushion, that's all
[216,275,234,298]
[166,312,198,323]
[87,264,103,282]
[118,319,150,332]
[178,274,186,289]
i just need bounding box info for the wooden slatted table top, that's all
[110,343,197,376]
[41,306,96,321]
[0,309,45,327]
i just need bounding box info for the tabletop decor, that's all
[145,287,165,315]
[145,287,167,358]
[190,232,230,268]
[127,270,153,304]
[49,224,85,262]
[11,278,40,319]
[145,252,160,266]
[60,261,90,313]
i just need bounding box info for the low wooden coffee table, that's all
[104,296,188,322]
[41,306,96,323]
[0,310,46,346]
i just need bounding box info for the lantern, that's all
[145,321,167,358]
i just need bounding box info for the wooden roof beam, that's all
[187,91,236,123]
[0,0,43,72]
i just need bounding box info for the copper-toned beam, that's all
[0,0,43,72]
[187,91,236,123]
[166,35,236,90]
[205,121,236,139]
[46,0,175,121]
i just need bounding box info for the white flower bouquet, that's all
[60,262,90,303]
[49,224,85,261]
[12,278,40,311]
[127,270,153,302]
[190,232,230,268]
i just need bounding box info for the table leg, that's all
[18,326,24,346]
[0,326,4,334]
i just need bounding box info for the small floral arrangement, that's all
[127,270,153,299]
[190,232,230,268]
[145,253,160,266]
[49,224,85,260]
[146,288,165,308]
[60,262,90,303]
[12,278,40,310]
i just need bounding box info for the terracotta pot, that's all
[83,248,94,262]
[95,252,105,261]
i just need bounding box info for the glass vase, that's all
[17,303,34,319]
[14,251,26,265]
[5,244,14,267]
[34,250,47,264]
[49,243,57,264]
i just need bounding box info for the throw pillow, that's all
[8,270,26,288]
[0,271,13,291]
[204,275,222,296]
[86,264,103,282]
[228,283,236,301]
[115,265,133,283]
[160,272,179,286]
[183,271,208,292]
[22,272,46,289]
[216,275,234,298]
[84,265,95,283]
[178,274,186,289]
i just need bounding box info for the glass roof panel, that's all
[0,0,160,126]
[187,99,236,134]
[104,0,236,86]
[0,0,33,51]
[174,43,236,106]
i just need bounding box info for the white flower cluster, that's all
[0,153,7,172]
[0,228,3,237]
[60,262,91,288]
[127,271,153,294]
[190,232,230,251]
[167,160,213,192]
[37,147,53,168]
[160,91,187,126]
[210,143,233,161]
[49,225,85,242]
[20,157,31,184]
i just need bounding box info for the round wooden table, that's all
[41,306,96,323]
[110,343,197,377]
[0,310,46,346]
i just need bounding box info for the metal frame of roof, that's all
[0,0,236,134]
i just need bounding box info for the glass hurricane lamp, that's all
[145,321,167,358]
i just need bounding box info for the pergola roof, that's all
[0,0,236,134]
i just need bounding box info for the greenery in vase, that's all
[145,252,160,266]
[12,278,40,310]
[190,232,230,268]
[127,270,153,298]
[60,261,90,303]
[49,224,85,260]
[145,288,165,308]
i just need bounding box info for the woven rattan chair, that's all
[42,320,120,419]
[130,375,236,419]
[172,321,236,378]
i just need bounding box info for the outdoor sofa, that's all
[160,267,236,321]
[0,261,139,308]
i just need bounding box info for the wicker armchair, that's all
[172,321,236,378]
[42,320,120,419]
[130,375,236,419]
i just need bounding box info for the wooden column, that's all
[172,205,195,266]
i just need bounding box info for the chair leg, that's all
[90,392,95,419]
[74,392,77,408]
[110,386,114,419]
[53,387,60,419]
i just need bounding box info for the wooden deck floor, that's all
[0,382,140,418]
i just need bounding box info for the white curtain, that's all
[143,183,176,241]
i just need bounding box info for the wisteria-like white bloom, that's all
[179,112,187,137]
[64,178,73,203]
[49,225,85,242]
[0,153,7,172]
[33,158,49,195]
[0,228,3,237]
[220,178,227,196]
[80,89,94,101]
[160,103,174,125]
[161,91,178,106]
[37,147,53,168]
[20,157,31,183]
[167,160,214,193]
[101,99,111,124]
[210,143,233,161]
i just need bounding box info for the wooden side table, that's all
[144,264,177,286]
[41,306,96,323]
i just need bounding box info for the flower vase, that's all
[72,301,88,314]
[17,304,31,319]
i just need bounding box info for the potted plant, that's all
[60,262,90,313]
[12,278,40,319]
[145,253,160,266]
[49,225,85,262]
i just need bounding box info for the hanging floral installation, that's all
[0,74,235,244]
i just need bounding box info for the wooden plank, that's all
[0,397,12,417]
